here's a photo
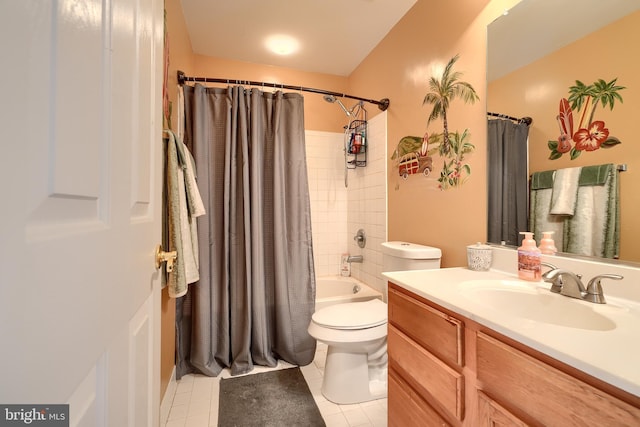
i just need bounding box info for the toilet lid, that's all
[312,299,387,330]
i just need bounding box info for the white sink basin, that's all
[457,280,617,331]
[383,267,640,397]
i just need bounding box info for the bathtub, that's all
[315,276,382,311]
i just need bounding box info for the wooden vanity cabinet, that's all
[388,369,450,427]
[388,284,466,425]
[477,390,529,427]
[476,332,640,427]
[387,282,640,427]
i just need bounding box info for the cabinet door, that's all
[389,370,450,427]
[477,332,640,427]
[477,391,530,427]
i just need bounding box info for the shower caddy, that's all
[345,105,367,169]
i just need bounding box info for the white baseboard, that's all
[160,366,177,426]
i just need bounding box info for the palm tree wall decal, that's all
[569,78,625,127]
[423,54,479,156]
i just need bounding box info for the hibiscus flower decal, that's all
[573,121,609,151]
[547,78,625,160]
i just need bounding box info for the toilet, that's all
[308,241,442,404]
[381,240,442,301]
[381,241,442,271]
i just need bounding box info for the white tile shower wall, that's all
[305,130,349,277]
[305,112,388,291]
[347,112,388,298]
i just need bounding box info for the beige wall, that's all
[350,0,518,267]
[488,11,640,261]
[165,0,195,131]
[161,0,195,399]
[191,55,350,132]
[162,0,523,396]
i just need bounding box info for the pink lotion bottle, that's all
[539,231,558,255]
[517,232,541,281]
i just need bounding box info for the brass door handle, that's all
[155,245,177,272]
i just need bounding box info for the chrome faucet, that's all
[542,268,586,300]
[584,274,623,304]
[542,267,624,304]
[541,262,560,292]
[346,255,363,263]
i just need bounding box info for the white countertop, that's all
[383,267,640,397]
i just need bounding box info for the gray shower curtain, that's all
[487,118,530,247]
[176,84,317,378]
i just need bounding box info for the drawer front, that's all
[477,390,530,427]
[389,324,464,421]
[389,285,464,367]
[477,332,640,427]
[389,370,450,427]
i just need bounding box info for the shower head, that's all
[323,94,352,117]
[323,94,336,103]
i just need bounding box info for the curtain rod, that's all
[177,70,390,111]
[488,111,533,125]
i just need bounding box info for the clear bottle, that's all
[539,231,558,255]
[518,232,541,281]
[340,253,351,277]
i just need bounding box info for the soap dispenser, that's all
[518,232,541,281]
[539,231,558,255]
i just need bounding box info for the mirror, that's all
[487,0,640,263]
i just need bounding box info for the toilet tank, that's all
[381,241,442,271]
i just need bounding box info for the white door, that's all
[0,0,164,426]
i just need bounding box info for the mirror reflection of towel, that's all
[550,167,582,215]
[530,164,619,259]
[530,186,565,249]
[565,164,619,259]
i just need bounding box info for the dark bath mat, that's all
[218,367,325,427]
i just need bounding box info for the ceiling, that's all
[488,0,640,82]
[179,0,417,76]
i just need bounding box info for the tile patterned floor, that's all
[164,342,388,427]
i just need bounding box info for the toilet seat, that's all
[312,299,387,330]
[308,298,389,404]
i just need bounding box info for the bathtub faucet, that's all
[347,255,363,263]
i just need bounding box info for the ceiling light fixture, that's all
[265,34,300,56]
